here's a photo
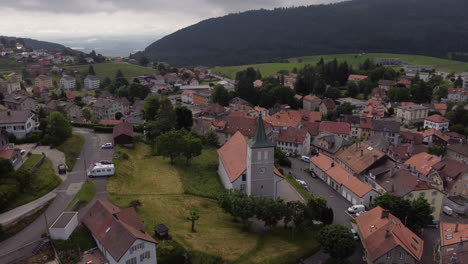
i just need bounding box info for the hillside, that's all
[1,36,68,51]
[135,0,468,66]
[215,53,468,78]
[63,63,158,81]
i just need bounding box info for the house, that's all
[181,90,195,104]
[0,147,23,170]
[302,94,321,111]
[388,144,428,162]
[192,90,211,105]
[113,122,133,147]
[446,143,468,163]
[195,104,228,121]
[371,88,386,100]
[355,206,423,264]
[49,212,78,240]
[93,96,128,120]
[424,114,449,131]
[464,73,468,89]
[395,105,429,124]
[217,117,282,198]
[0,110,37,139]
[34,75,53,89]
[359,99,385,119]
[310,153,379,207]
[378,80,397,90]
[447,88,468,102]
[213,112,273,145]
[229,97,249,107]
[46,100,82,122]
[32,86,49,97]
[439,222,468,264]
[263,110,301,132]
[319,98,336,115]
[311,133,351,157]
[404,152,441,177]
[302,122,320,137]
[375,167,445,221]
[275,127,311,156]
[431,157,468,196]
[83,200,157,264]
[60,75,76,90]
[371,119,401,146]
[400,131,424,145]
[0,77,21,95]
[420,128,449,145]
[423,103,448,115]
[2,92,37,111]
[348,74,368,82]
[318,121,350,139]
[84,75,100,90]
[398,77,412,88]
[361,117,373,138]
[335,142,386,176]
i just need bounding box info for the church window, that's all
[264,151,268,160]
[257,151,261,160]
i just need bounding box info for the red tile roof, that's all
[301,122,320,136]
[348,74,368,81]
[319,121,350,135]
[264,110,301,128]
[276,127,309,144]
[303,94,320,101]
[320,98,336,109]
[336,142,385,174]
[404,152,441,176]
[425,114,449,123]
[113,122,133,138]
[356,206,423,262]
[433,104,447,111]
[82,200,157,262]
[0,149,16,159]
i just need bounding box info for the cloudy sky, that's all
[0,0,344,55]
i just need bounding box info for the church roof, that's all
[248,115,275,149]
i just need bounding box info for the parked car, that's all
[295,179,308,190]
[350,228,359,241]
[58,164,67,174]
[20,149,26,156]
[443,206,453,216]
[286,152,297,158]
[348,204,366,214]
[101,143,113,149]
[88,164,115,178]
[95,160,112,165]
[301,155,310,162]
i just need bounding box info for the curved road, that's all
[0,128,113,264]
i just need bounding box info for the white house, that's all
[181,90,195,104]
[275,127,311,156]
[83,200,158,264]
[0,110,37,139]
[60,75,76,90]
[447,88,468,102]
[84,75,100,90]
[310,153,379,207]
[49,212,78,240]
[424,114,449,131]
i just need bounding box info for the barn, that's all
[113,122,134,147]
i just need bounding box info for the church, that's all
[217,116,282,198]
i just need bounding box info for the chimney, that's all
[7,110,10,116]
[360,149,364,157]
[141,221,146,233]
[381,210,390,219]
[385,230,391,238]
[456,223,459,233]
[331,162,334,167]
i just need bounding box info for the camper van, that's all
[88,164,115,178]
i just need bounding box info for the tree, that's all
[255,198,285,228]
[204,130,219,146]
[182,134,202,164]
[88,65,96,75]
[454,76,463,87]
[129,200,142,209]
[219,190,256,228]
[44,111,72,146]
[211,85,231,106]
[139,56,150,66]
[346,81,359,98]
[336,102,354,116]
[324,87,341,100]
[187,210,200,232]
[274,148,291,168]
[128,83,150,102]
[14,168,33,192]
[142,97,160,121]
[428,144,445,156]
[82,108,92,120]
[306,196,328,221]
[115,112,123,120]
[318,224,356,259]
[154,130,186,163]
[321,207,334,225]
[408,197,434,232]
[175,106,193,130]
[387,86,410,102]
[0,158,14,179]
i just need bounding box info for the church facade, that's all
[217,116,282,198]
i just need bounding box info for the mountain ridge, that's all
[135,0,468,66]
[0,35,69,51]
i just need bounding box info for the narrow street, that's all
[0,129,113,264]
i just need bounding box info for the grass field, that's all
[107,144,321,264]
[0,58,23,72]
[56,133,85,170]
[214,53,468,78]
[63,62,158,81]
[66,180,96,211]
[3,156,61,212]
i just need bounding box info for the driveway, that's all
[0,129,113,264]
[283,158,364,264]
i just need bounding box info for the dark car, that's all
[58,164,67,174]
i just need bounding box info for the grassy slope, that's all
[56,133,85,170]
[214,53,468,78]
[0,58,22,72]
[285,175,312,201]
[4,156,61,212]
[63,62,158,81]
[107,144,320,264]
[66,180,96,211]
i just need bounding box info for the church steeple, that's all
[248,115,275,149]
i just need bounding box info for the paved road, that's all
[283,158,364,264]
[0,129,113,264]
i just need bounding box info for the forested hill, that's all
[1,36,68,51]
[135,0,468,66]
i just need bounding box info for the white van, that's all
[443,206,453,216]
[301,155,310,162]
[88,164,115,178]
[348,205,365,214]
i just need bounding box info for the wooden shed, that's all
[113,122,134,147]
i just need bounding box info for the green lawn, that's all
[285,175,312,201]
[20,154,42,170]
[53,225,97,264]
[63,62,158,81]
[214,53,468,78]
[107,143,321,264]
[3,157,61,212]
[56,133,85,170]
[66,180,96,211]
[0,58,23,72]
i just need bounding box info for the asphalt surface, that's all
[0,129,113,264]
[283,158,364,264]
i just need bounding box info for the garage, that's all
[49,211,78,240]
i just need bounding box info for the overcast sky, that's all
[0,0,345,42]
